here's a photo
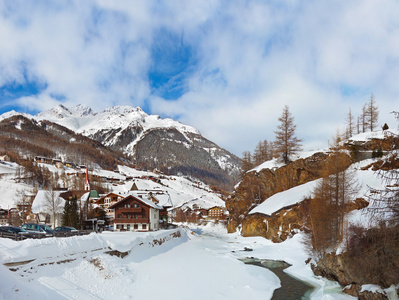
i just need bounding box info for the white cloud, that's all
[0,0,398,156]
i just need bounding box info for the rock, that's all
[358,290,388,300]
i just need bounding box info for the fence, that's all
[0,230,95,241]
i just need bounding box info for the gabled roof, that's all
[95,192,123,205]
[31,190,65,214]
[108,195,163,210]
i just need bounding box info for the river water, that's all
[241,258,315,299]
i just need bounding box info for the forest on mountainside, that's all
[0,115,125,170]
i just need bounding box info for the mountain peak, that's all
[36,104,96,119]
[103,105,145,115]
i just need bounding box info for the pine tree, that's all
[274,105,302,164]
[62,196,80,228]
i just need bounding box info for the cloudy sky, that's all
[0,0,398,156]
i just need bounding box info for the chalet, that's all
[64,161,76,168]
[0,155,10,162]
[31,190,66,228]
[95,192,124,221]
[109,195,163,232]
[208,206,226,220]
[35,156,52,164]
[0,208,8,225]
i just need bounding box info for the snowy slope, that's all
[0,162,225,211]
[0,162,33,209]
[113,165,225,210]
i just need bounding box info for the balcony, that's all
[118,207,142,213]
[114,217,149,224]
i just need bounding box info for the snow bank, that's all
[0,229,187,264]
[0,227,280,299]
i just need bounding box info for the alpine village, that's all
[0,100,398,299]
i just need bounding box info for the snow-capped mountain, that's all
[0,105,240,189]
[34,104,200,153]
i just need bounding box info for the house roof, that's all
[31,190,66,214]
[108,194,163,210]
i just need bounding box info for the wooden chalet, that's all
[0,208,8,225]
[208,206,226,220]
[108,195,163,232]
[95,192,124,222]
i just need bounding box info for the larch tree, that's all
[253,140,271,166]
[240,150,254,178]
[308,134,360,256]
[370,111,399,224]
[345,108,355,139]
[274,105,302,164]
[365,93,379,131]
[361,104,368,133]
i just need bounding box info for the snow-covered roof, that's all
[249,158,391,217]
[108,194,163,210]
[250,180,320,216]
[31,190,66,214]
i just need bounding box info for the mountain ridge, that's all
[0,104,241,189]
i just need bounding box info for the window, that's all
[118,214,122,218]
[134,224,138,229]
[134,203,137,208]
[127,224,130,231]
[142,224,146,230]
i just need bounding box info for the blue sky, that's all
[0,0,399,156]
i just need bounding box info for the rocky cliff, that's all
[227,133,397,240]
[226,152,352,237]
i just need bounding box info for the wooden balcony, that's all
[114,218,149,224]
[118,208,142,214]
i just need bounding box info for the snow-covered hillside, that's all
[0,161,225,212]
[0,105,241,187]
[0,162,33,209]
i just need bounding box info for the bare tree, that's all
[274,105,302,164]
[253,140,272,166]
[361,104,368,133]
[44,189,63,229]
[369,112,399,224]
[345,108,355,139]
[308,134,360,255]
[240,151,253,178]
[365,93,379,132]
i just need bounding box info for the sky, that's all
[0,0,398,156]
